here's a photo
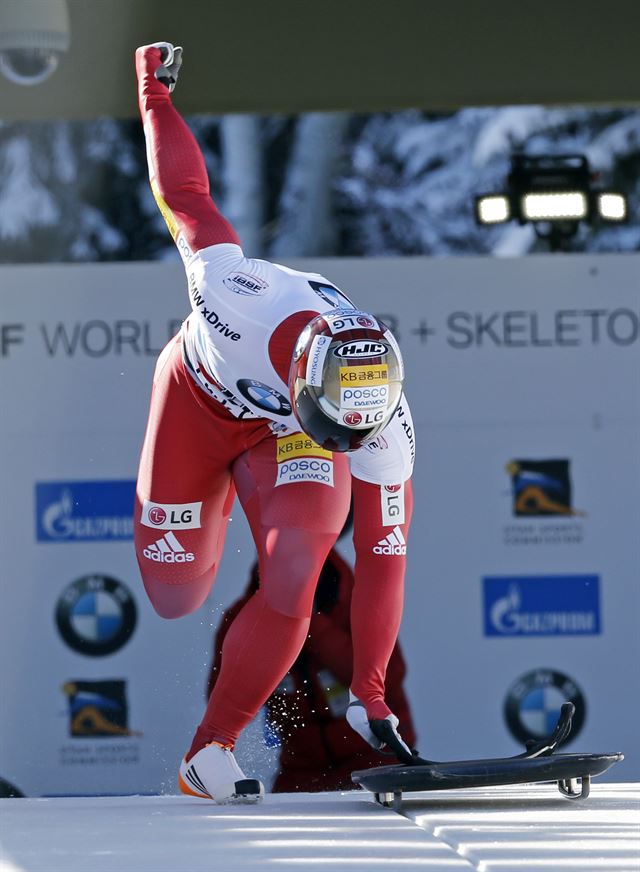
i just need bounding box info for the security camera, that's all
[0,0,70,86]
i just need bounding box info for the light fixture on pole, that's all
[475,154,628,250]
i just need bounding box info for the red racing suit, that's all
[133,45,416,756]
[208,550,417,791]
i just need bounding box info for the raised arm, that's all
[135,43,240,257]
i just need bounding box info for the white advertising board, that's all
[0,254,638,795]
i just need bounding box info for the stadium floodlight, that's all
[0,0,70,86]
[475,154,629,249]
[597,192,627,221]
[475,195,511,225]
[521,191,588,221]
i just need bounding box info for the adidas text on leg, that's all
[372,526,406,556]
[143,530,195,563]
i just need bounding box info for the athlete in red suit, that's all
[134,42,417,803]
[208,548,417,792]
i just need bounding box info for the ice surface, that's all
[0,783,638,872]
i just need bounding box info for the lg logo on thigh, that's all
[141,500,202,530]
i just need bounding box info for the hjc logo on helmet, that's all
[333,341,388,359]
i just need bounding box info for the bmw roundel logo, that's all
[504,668,586,746]
[236,379,292,416]
[55,575,137,657]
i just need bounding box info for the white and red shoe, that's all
[178,742,264,804]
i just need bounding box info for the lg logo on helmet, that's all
[141,500,202,530]
[342,410,384,427]
[326,312,380,335]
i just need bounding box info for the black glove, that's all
[150,41,183,92]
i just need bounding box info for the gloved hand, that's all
[346,692,413,760]
[149,41,183,92]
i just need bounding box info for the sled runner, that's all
[351,703,623,811]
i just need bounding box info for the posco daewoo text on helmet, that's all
[289,309,404,451]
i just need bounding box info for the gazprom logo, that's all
[483,575,600,637]
[35,480,135,542]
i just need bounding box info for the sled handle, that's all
[519,702,575,759]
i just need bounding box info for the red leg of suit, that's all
[134,335,352,755]
[350,476,414,721]
[188,440,351,754]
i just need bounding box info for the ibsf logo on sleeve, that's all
[275,433,334,487]
[381,483,405,527]
[141,500,202,530]
[223,272,268,296]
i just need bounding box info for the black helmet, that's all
[289,308,404,452]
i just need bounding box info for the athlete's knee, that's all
[260,528,337,618]
[135,539,218,618]
[134,517,223,617]
[140,567,216,619]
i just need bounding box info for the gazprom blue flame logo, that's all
[489,584,522,633]
[41,488,75,538]
[483,575,600,637]
[35,481,135,542]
